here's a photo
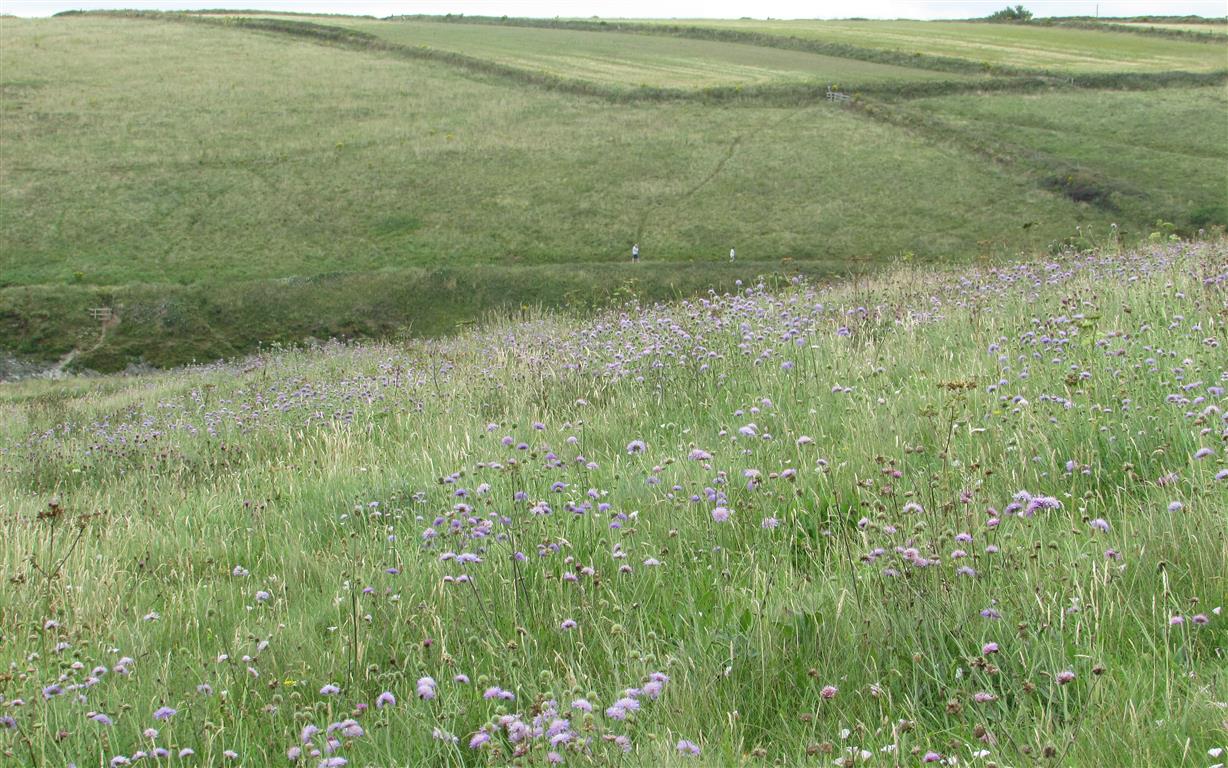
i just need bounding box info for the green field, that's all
[1118,20,1228,35]
[1,11,1226,373]
[627,18,1228,72]
[910,85,1228,228]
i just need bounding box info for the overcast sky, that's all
[3,0,1226,19]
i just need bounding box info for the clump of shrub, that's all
[988,5,1034,22]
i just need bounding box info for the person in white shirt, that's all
[729,247,736,262]
[632,243,640,262]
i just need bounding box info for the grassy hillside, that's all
[909,86,1228,229]
[1,12,1225,373]
[1,241,1224,766]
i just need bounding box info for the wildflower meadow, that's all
[1,241,1225,766]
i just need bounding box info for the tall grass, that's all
[1,241,1224,765]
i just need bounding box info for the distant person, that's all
[631,243,640,263]
[730,247,736,262]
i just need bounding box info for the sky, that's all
[2,0,1226,19]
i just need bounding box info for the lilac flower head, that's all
[152,707,177,721]
[677,739,701,756]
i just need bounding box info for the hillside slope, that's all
[1,12,1225,373]
[1,241,1225,765]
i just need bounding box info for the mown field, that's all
[0,240,1224,766]
[614,17,1228,72]
[248,16,982,89]
[1,11,1226,374]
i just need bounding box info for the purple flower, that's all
[820,685,837,700]
[319,684,340,696]
[561,619,577,631]
[711,507,731,523]
[1089,518,1111,532]
[375,691,396,709]
[88,712,114,726]
[677,739,701,756]
[1193,447,1213,460]
[626,440,646,454]
[1056,670,1076,684]
[152,707,177,721]
[469,730,491,749]
[416,677,437,700]
[982,642,999,655]
[571,698,593,712]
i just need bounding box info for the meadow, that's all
[1,239,1224,766]
[0,11,1225,374]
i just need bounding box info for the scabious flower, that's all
[711,507,731,523]
[469,730,491,749]
[561,619,577,631]
[375,691,395,709]
[152,707,177,721]
[626,440,646,454]
[1088,518,1111,532]
[1193,447,1213,460]
[319,684,340,696]
[571,698,593,712]
[1167,501,1183,512]
[1056,670,1076,684]
[677,739,701,756]
[982,642,999,655]
[820,685,838,700]
[973,691,997,703]
[416,677,437,700]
